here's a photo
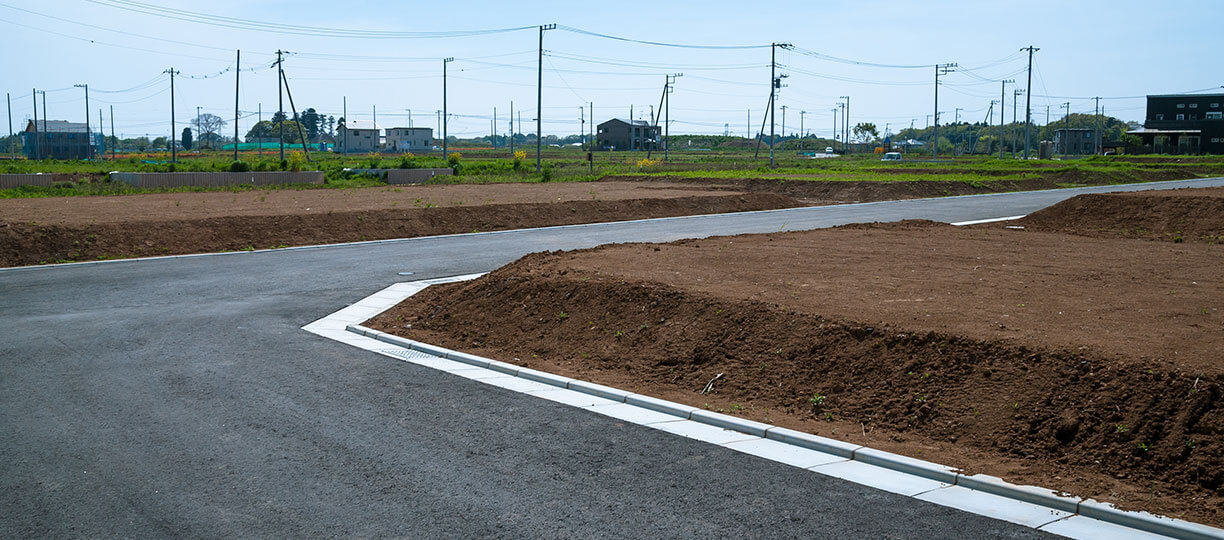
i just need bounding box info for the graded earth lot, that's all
[0,182,796,267]
[370,220,1224,526]
[1020,186,1224,243]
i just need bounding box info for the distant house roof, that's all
[388,126,431,131]
[1147,93,1224,99]
[26,120,88,133]
[340,120,381,131]
[600,118,654,127]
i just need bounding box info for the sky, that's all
[3,0,1222,141]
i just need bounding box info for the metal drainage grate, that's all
[378,348,445,362]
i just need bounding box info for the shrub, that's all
[512,150,526,170]
[398,153,416,169]
[228,160,251,172]
[447,152,462,166]
[540,164,554,182]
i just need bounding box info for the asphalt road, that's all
[4,178,1222,538]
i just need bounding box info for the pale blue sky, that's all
[3,0,1221,140]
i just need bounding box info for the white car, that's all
[824,147,835,155]
[881,152,902,161]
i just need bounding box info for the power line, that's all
[556,25,768,49]
[86,0,535,39]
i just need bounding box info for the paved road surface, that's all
[4,178,1221,538]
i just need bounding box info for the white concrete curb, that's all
[306,275,1223,540]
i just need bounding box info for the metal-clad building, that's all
[385,127,433,152]
[1052,128,1095,155]
[596,119,660,151]
[22,120,104,159]
[336,120,382,153]
[1128,93,1224,154]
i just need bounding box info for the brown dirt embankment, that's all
[1019,187,1224,243]
[605,166,1218,205]
[0,193,798,267]
[369,222,1224,526]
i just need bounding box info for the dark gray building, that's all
[596,119,660,151]
[1052,128,1095,155]
[21,120,104,159]
[1128,93,1224,154]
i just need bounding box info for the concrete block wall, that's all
[110,171,325,188]
[0,173,69,189]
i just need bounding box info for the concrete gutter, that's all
[309,275,1223,540]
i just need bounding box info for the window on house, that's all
[1212,103,1221,108]
[1191,114,1198,120]
[1177,114,1186,121]
[1207,112,1223,120]
[1156,114,1164,120]
[1177,103,1186,108]
[1189,103,1198,108]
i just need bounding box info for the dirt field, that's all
[0,182,803,266]
[603,165,1218,205]
[369,222,1224,526]
[1021,187,1224,243]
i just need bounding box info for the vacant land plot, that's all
[0,182,796,266]
[1021,187,1224,243]
[370,221,1223,526]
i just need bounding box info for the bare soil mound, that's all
[370,224,1224,525]
[1020,187,1224,243]
[0,193,797,267]
[604,175,1053,205]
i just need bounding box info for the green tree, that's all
[181,127,193,151]
[852,122,879,143]
[245,120,304,144]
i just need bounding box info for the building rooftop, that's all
[602,118,654,127]
[1147,92,1224,99]
[340,120,381,131]
[27,120,89,133]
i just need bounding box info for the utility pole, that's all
[196,106,201,152]
[579,106,584,150]
[769,42,792,167]
[442,56,453,159]
[1012,88,1024,159]
[31,89,37,160]
[276,50,285,162]
[832,107,839,151]
[666,73,680,160]
[536,23,556,172]
[494,106,498,148]
[999,79,1013,159]
[1093,96,1101,155]
[747,109,750,139]
[589,102,594,149]
[341,98,346,154]
[372,105,377,152]
[234,49,240,161]
[780,105,787,140]
[109,105,115,160]
[954,107,963,155]
[258,103,263,158]
[74,84,91,159]
[509,101,514,153]
[800,110,805,150]
[1062,101,1071,157]
[6,92,12,159]
[1021,45,1039,159]
[840,96,850,153]
[165,68,179,162]
[932,63,956,160]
